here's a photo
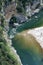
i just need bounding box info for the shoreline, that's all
[27,26,43,48]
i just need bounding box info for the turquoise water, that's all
[12,34,43,65]
[16,49,42,65]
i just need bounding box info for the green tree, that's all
[16,0,34,15]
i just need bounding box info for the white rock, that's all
[27,27,43,48]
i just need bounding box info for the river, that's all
[8,9,43,65]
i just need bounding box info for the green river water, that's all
[9,9,43,65]
[17,9,43,32]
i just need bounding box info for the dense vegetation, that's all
[0,43,15,65]
[0,25,22,65]
[16,0,34,14]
